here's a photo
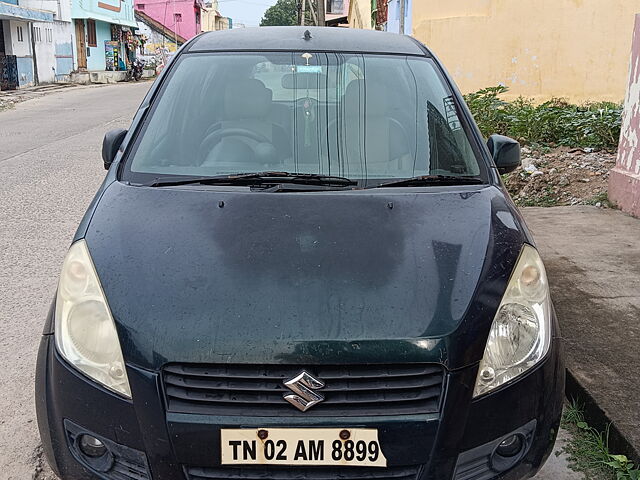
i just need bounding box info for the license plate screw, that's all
[257,429,269,440]
[339,429,350,440]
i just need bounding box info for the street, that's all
[0,82,580,480]
[0,82,150,479]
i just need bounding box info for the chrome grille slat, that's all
[164,373,442,392]
[163,364,444,416]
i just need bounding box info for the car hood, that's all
[84,182,527,371]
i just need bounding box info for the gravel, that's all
[504,147,617,207]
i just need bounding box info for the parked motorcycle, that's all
[126,59,145,82]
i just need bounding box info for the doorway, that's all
[74,19,87,71]
[0,20,19,90]
[0,21,5,55]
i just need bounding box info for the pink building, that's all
[609,13,640,218]
[135,0,203,40]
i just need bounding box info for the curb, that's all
[565,368,640,463]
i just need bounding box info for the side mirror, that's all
[487,134,521,174]
[102,128,128,170]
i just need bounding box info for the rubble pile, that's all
[503,147,617,207]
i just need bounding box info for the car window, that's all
[124,52,485,185]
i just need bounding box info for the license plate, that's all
[221,428,387,467]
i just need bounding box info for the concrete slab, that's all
[89,70,128,84]
[534,428,584,480]
[523,206,640,461]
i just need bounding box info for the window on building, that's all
[46,28,52,42]
[327,0,344,14]
[34,26,41,42]
[138,3,145,9]
[17,25,23,42]
[195,10,200,25]
[174,13,182,22]
[87,19,97,47]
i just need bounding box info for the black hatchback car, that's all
[36,27,564,480]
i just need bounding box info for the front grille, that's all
[184,465,421,480]
[163,363,444,416]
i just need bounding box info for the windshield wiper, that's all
[371,175,484,189]
[139,172,357,188]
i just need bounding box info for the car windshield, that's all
[124,52,487,186]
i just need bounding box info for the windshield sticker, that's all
[443,96,462,131]
[301,52,313,65]
[297,65,323,74]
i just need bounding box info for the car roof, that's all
[187,26,427,56]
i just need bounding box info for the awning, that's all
[0,1,54,22]
[325,15,348,26]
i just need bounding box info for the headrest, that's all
[344,80,388,117]
[224,79,273,120]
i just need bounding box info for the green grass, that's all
[561,400,640,480]
[518,188,560,207]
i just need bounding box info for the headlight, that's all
[473,244,552,397]
[54,240,131,398]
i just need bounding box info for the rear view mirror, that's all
[487,134,521,174]
[102,129,128,170]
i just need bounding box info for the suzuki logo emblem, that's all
[283,371,325,412]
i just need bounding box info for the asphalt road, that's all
[0,82,151,479]
[0,82,582,480]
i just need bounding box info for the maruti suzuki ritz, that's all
[36,27,564,480]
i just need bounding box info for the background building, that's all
[0,0,74,88]
[326,0,348,26]
[71,0,137,72]
[347,0,371,30]
[135,9,185,67]
[201,0,230,32]
[349,0,640,103]
[134,0,202,42]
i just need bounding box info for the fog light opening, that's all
[489,432,527,472]
[496,434,524,458]
[78,434,108,458]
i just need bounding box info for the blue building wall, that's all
[86,20,111,71]
[16,56,33,86]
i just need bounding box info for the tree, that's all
[260,0,299,26]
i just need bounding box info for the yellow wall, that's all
[349,0,372,30]
[412,0,639,103]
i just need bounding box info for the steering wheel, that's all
[197,127,275,166]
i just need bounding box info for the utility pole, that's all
[398,0,405,34]
[302,0,324,26]
[173,0,178,50]
[317,0,325,26]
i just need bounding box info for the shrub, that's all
[464,86,622,150]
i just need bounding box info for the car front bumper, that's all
[36,330,564,480]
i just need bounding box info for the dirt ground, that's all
[0,84,80,112]
[503,147,617,207]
